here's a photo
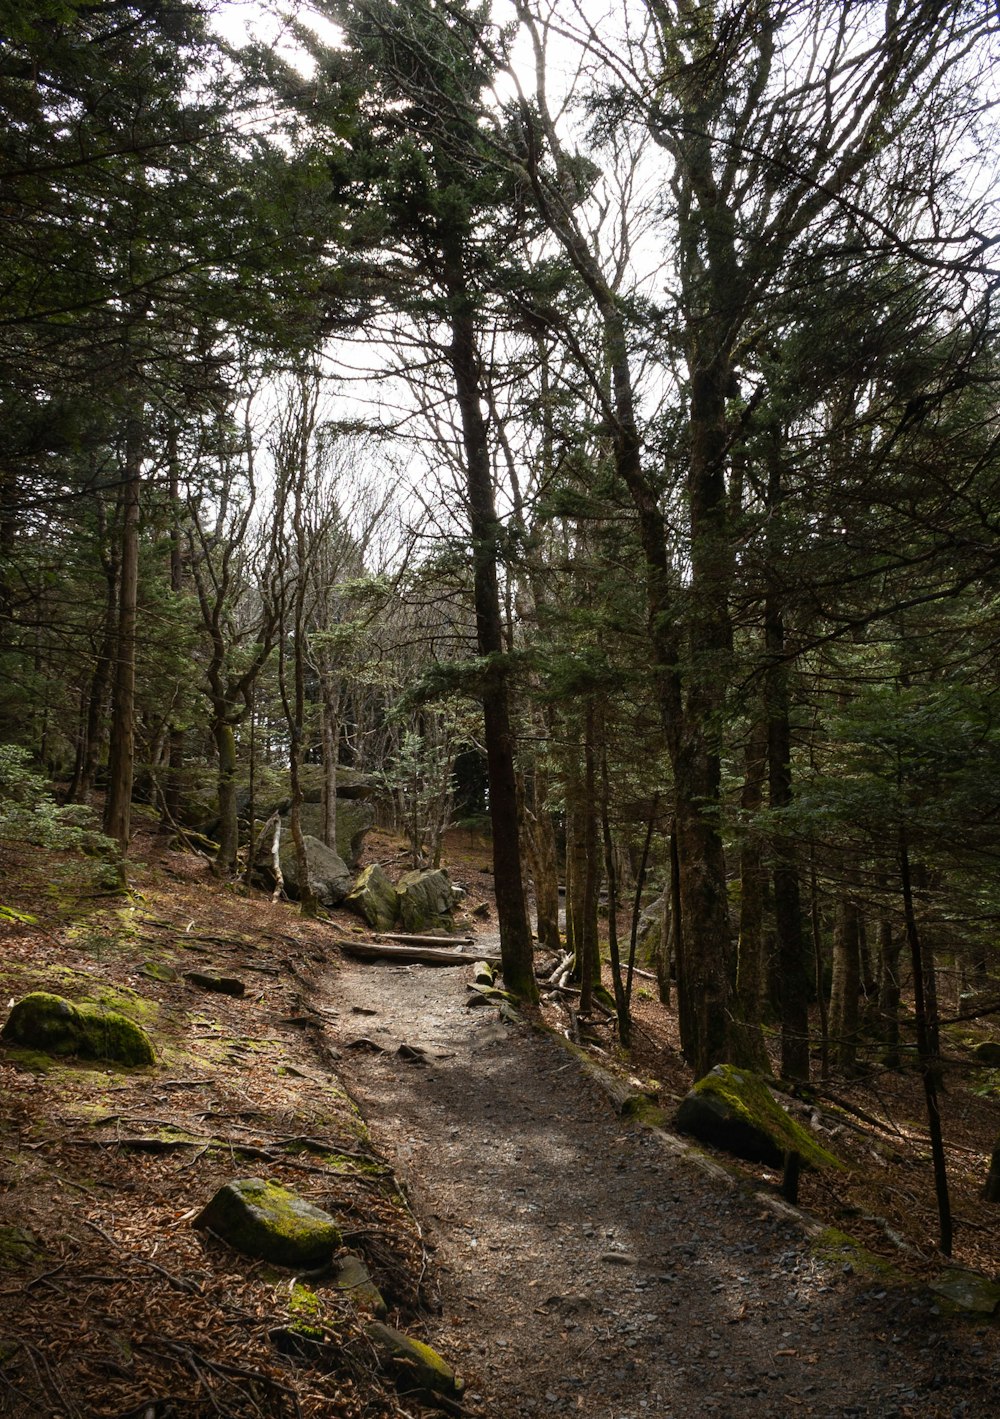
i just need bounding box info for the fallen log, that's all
[375,931,475,947]
[337,940,500,968]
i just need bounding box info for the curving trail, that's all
[325,955,1000,1419]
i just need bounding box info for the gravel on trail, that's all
[327,956,1000,1419]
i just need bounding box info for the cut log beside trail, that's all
[376,931,475,947]
[337,940,500,968]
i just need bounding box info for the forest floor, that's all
[0,817,998,1417]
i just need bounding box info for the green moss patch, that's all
[811,1226,896,1277]
[0,992,155,1066]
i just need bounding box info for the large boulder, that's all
[193,1178,341,1267]
[1,992,155,1066]
[675,1064,840,1170]
[279,835,352,906]
[396,869,457,933]
[345,864,399,931]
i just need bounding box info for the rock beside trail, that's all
[634,890,668,966]
[183,971,246,997]
[280,835,353,905]
[365,1321,465,1397]
[333,1252,386,1316]
[345,864,399,931]
[675,1064,840,1171]
[929,1267,1000,1315]
[193,1178,341,1266]
[0,991,155,1066]
[396,868,458,933]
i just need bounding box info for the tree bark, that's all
[444,245,536,1000]
[103,410,143,852]
[735,721,769,1069]
[212,719,239,875]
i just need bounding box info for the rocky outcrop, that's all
[193,1178,341,1267]
[675,1064,840,1170]
[345,864,399,931]
[0,991,155,1066]
[396,869,458,933]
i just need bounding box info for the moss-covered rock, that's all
[365,1321,464,1397]
[193,1178,342,1267]
[345,864,399,931]
[0,1226,40,1268]
[0,992,155,1066]
[183,971,246,998]
[333,1252,386,1316]
[929,1267,1000,1315]
[675,1064,841,1171]
[396,869,456,933]
[140,961,178,983]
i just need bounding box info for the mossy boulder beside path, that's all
[194,1178,342,1267]
[0,991,155,1066]
[396,868,458,933]
[345,864,400,931]
[676,1064,841,1171]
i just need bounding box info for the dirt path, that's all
[325,953,1000,1419]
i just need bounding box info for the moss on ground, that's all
[811,1226,897,1277]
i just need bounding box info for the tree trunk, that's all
[877,891,902,1067]
[578,703,602,1015]
[213,718,239,876]
[900,829,952,1255]
[444,247,535,1000]
[601,738,630,1047]
[103,411,143,852]
[830,885,862,1074]
[320,677,340,851]
[735,721,769,1069]
[765,453,810,1080]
